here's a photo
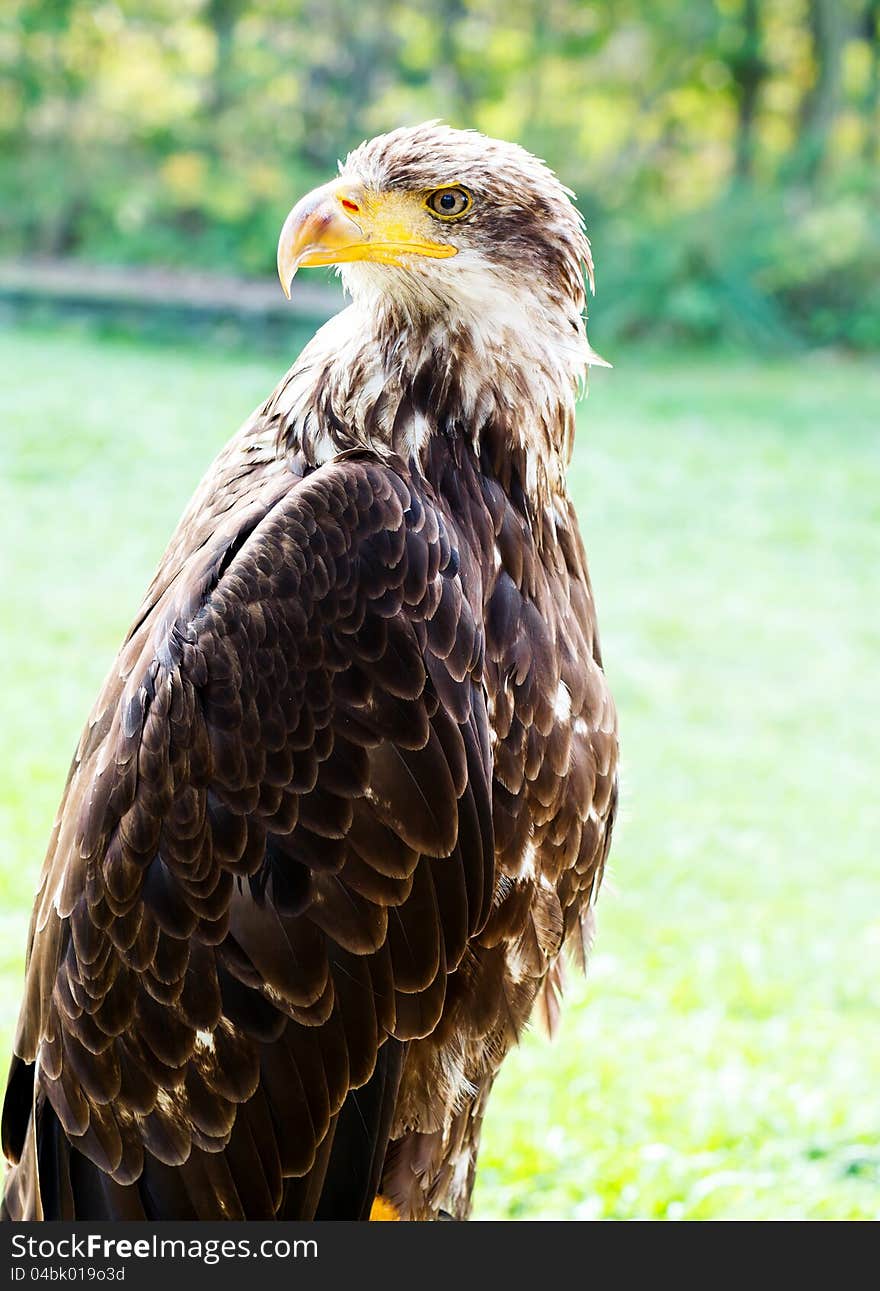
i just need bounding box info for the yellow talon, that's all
[369,1195,401,1221]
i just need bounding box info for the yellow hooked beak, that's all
[277,177,457,298]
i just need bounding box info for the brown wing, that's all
[1,453,493,1219]
[374,449,619,1220]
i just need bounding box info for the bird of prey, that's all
[2,123,618,1221]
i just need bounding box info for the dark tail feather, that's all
[312,1038,405,1220]
[276,1117,339,1219]
[2,1056,34,1167]
[2,1095,73,1221]
[3,1096,147,1221]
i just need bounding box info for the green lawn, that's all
[1,326,878,1219]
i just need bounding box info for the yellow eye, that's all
[425,187,472,219]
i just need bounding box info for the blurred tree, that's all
[205,0,241,116]
[796,0,845,177]
[297,0,401,166]
[728,0,769,182]
[861,0,880,161]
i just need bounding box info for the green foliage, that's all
[0,1,878,348]
[1,327,878,1217]
[595,175,880,349]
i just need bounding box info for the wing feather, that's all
[3,451,492,1218]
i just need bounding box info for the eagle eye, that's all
[426,187,472,219]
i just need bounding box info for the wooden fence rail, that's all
[0,258,341,329]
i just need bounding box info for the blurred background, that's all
[2,0,880,345]
[1,0,878,1219]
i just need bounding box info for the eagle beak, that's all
[277,178,456,299]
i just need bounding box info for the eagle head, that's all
[274,124,607,491]
[277,122,594,329]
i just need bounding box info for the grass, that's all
[1,325,878,1219]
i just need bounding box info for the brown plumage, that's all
[1,123,618,1221]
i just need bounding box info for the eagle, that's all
[1,123,618,1222]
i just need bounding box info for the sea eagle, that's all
[2,123,618,1221]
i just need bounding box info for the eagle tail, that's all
[2,1041,407,1220]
